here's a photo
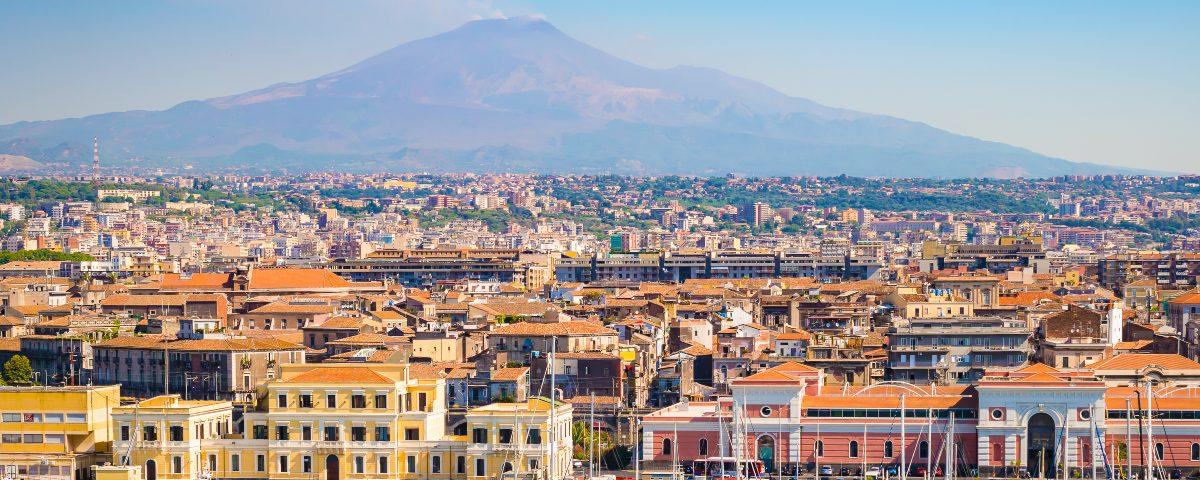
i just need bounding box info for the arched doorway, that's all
[757,435,776,472]
[1027,413,1056,478]
[145,460,156,480]
[325,455,339,480]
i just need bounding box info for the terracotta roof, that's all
[327,333,408,346]
[1088,354,1200,371]
[313,316,366,330]
[248,269,354,290]
[94,335,303,352]
[776,331,812,341]
[492,367,529,382]
[284,366,393,384]
[101,293,225,307]
[0,261,62,270]
[489,320,616,337]
[248,301,336,315]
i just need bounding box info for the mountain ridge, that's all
[0,16,1158,177]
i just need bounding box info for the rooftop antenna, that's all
[92,137,100,186]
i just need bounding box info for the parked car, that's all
[865,466,882,478]
[819,465,833,476]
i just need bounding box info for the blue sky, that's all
[1,0,1197,172]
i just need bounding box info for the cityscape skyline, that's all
[1,1,1198,173]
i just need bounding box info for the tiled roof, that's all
[248,269,354,290]
[284,366,393,384]
[248,301,335,314]
[95,335,303,352]
[1088,354,1200,371]
[492,367,529,382]
[489,320,616,337]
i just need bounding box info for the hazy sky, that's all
[1,0,1197,172]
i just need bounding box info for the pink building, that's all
[642,358,1200,478]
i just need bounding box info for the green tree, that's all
[3,355,34,385]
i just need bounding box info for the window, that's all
[379,456,390,474]
[432,456,442,474]
[457,456,467,474]
[326,393,337,407]
[1192,443,1200,461]
[815,440,824,457]
[530,459,539,470]
[884,441,894,458]
[1156,443,1165,461]
[22,434,42,443]
[352,394,366,409]
[699,438,709,456]
[476,458,486,476]
[279,455,289,473]
[302,456,312,473]
[662,438,673,456]
[302,425,312,441]
[143,425,158,441]
[1080,409,1092,420]
[402,427,418,440]
[170,456,182,474]
[0,434,20,443]
[920,441,929,458]
[376,426,391,441]
[231,454,241,472]
[354,456,365,474]
[527,428,542,444]
[407,455,417,473]
[1,413,19,422]
[351,426,366,442]
[252,424,268,440]
[850,440,859,458]
[44,413,63,423]
[418,392,428,411]
[499,428,513,443]
[276,425,289,440]
[298,394,313,408]
[473,427,488,444]
[375,394,388,408]
[760,406,772,417]
[277,394,287,408]
[256,455,265,472]
[208,455,217,471]
[120,425,130,441]
[991,409,1003,420]
[324,426,339,441]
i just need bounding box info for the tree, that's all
[3,355,33,385]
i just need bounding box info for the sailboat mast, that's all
[901,395,907,480]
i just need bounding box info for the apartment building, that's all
[887,317,1033,384]
[0,385,121,480]
[109,363,573,480]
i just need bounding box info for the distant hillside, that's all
[0,154,43,172]
[0,16,1155,178]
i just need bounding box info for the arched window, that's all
[815,440,824,457]
[919,441,929,458]
[663,438,673,456]
[1156,443,1165,461]
[699,438,709,456]
[1192,443,1200,461]
[884,441,894,458]
[849,441,860,458]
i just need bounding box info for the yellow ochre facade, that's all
[108,363,572,480]
[0,384,121,479]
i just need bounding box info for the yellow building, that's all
[0,384,121,479]
[111,363,573,480]
[111,395,234,480]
